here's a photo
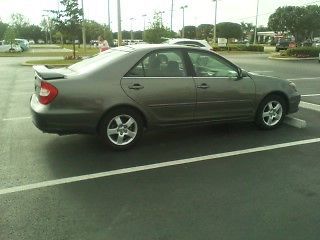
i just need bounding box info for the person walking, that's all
[98,36,109,52]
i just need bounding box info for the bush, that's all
[212,44,264,52]
[285,47,320,58]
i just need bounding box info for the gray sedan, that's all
[30,44,300,150]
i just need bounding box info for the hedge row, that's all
[213,44,264,52]
[285,47,320,58]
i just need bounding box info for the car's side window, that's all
[126,50,187,78]
[188,51,238,78]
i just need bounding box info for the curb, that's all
[268,56,318,61]
[21,62,71,67]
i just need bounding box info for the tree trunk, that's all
[73,40,76,59]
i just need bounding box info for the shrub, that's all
[285,47,320,58]
[212,44,264,52]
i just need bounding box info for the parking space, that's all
[1,55,320,239]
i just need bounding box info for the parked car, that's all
[28,39,35,44]
[0,40,22,52]
[312,40,320,48]
[38,39,45,44]
[163,38,213,51]
[276,38,296,52]
[30,44,300,150]
[15,38,29,51]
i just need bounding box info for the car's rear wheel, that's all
[99,108,143,150]
[255,94,287,130]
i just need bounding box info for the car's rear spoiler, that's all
[33,65,65,80]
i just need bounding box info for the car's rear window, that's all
[68,47,132,73]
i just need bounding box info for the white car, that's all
[0,40,22,52]
[163,38,213,51]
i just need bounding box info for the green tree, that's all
[0,21,9,40]
[183,26,196,39]
[4,26,16,50]
[267,6,320,41]
[144,13,175,43]
[50,0,83,58]
[84,20,113,45]
[240,22,254,42]
[216,22,242,40]
[10,13,29,37]
[196,24,214,40]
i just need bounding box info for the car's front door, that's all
[121,49,196,124]
[187,50,255,120]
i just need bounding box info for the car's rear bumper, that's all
[30,94,97,135]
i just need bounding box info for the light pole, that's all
[213,0,218,45]
[130,17,135,41]
[170,0,173,31]
[142,14,147,40]
[80,0,86,53]
[180,5,188,38]
[117,0,122,46]
[253,0,259,45]
[107,0,111,28]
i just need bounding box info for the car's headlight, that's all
[289,81,297,92]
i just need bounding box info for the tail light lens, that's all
[39,81,58,105]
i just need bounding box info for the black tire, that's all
[255,94,287,130]
[98,108,144,150]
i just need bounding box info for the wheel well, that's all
[260,92,289,113]
[96,105,148,133]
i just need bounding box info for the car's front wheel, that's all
[99,108,143,150]
[255,94,287,130]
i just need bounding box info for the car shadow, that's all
[42,122,306,180]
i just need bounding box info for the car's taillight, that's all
[39,81,58,105]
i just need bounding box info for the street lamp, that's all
[80,0,86,53]
[107,0,111,28]
[170,0,174,31]
[253,0,259,45]
[213,0,218,45]
[180,5,188,38]
[142,14,147,40]
[130,17,135,41]
[117,0,122,46]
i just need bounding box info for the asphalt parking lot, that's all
[1,54,320,240]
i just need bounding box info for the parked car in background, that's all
[276,38,296,52]
[28,39,35,44]
[0,40,22,52]
[38,39,45,44]
[163,38,213,51]
[30,44,300,150]
[15,38,29,51]
[312,40,320,48]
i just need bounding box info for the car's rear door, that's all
[121,49,196,124]
[187,50,255,121]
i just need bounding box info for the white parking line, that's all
[301,94,320,97]
[287,77,320,81]
[2,116,31,121]
[299,101,320,112]
[284,116,307,129]
[1,137,320,196]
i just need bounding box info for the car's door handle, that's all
[128,84,144,90]
[197,83,209,89]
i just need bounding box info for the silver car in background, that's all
[30,44,300,150]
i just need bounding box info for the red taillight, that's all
[39,81,58,105]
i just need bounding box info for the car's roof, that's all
[116,43,206,52]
